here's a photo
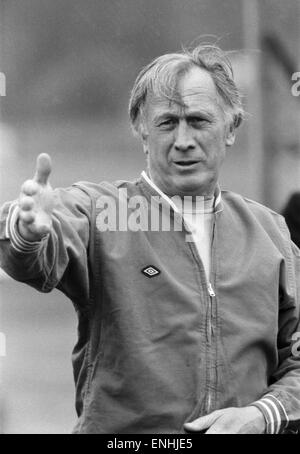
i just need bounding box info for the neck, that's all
[147,170,217,200]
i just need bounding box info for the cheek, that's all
[196,130,226,168]
[204,127,227,152]
[148,134,173,158]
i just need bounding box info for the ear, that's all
[140,123,149,154]
[225,122,236,147]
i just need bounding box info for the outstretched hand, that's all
[17,153,55,242]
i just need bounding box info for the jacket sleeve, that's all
[252,222,300,434]
[0,184,93,311]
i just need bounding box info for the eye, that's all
[158,118,177,129]
[188,117,208,127]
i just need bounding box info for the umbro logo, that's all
[142,265,161,278]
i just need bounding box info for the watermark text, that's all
[95,189,209,243]
[0,332,6,357]
[291,72,300,97]
[0,72,6,97]
[292,331,300,358]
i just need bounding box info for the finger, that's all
[20,213,51,236]
[184,411,222,432]
[19,210,35,225]
[35,223,51,236]
[21,180,39,196]
[34,211,52,233]
[19,196,34,211]
[205,424,229,434]
[34,153,52,185]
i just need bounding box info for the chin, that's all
[173,177,212,196]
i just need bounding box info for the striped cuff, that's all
[6,204,46,253]
[251,394,289,434]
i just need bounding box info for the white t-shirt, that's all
[141,171,214,280]
[173,196,214,280]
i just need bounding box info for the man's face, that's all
[142,66,235,197]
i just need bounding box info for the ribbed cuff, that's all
[251,394,289,434]
[6,204,46,253]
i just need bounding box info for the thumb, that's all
[34,153,52,185]
[184,410,221,432]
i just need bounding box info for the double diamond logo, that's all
[142,265,161,278]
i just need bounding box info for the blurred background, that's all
[0,0,299,433]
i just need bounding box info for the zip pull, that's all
[207,282,215,297]
[206,309,212,343]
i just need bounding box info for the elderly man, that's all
[0,44,300,434]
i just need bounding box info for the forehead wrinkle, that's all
[180,91,230,121]
[146,88,227,124]
[176,66,227,114]
[146,95,182,120]
[180,90,220,107]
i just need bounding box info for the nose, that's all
[174,121,196,151]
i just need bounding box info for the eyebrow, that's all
[153,110,214,123]
[153,113,178,123]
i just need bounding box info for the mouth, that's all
[173,160,201,168]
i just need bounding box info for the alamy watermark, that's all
[0,332,6,357]
[95,190,208,242]
[292,332,300,358]
[0,72,6,97]
[291,72,300,97]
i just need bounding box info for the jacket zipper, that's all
[206,281,215,413]
[207,282,216,343]
[206,219,216,414]
[181,211,217,415]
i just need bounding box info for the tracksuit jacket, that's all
[0,174,300,434]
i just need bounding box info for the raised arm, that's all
[0,154,93,309]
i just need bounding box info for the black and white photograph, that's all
[0,0,299,437]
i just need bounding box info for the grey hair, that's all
[129,44,244,134]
